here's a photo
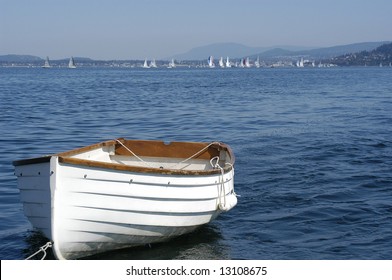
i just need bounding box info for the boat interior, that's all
[57,139,234,174]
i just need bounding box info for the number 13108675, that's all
[219,266,267,276]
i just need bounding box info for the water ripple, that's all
[1,67,392,259]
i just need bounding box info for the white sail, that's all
[225,57,231,68]
[42,56,51,68]
[245,57,251,68]
[142,59,150,68]
[168,59,176,68]
[254,56,260,68]
[239,58,245,68]
[296,58,304,67]
[208,56,215,68]
[150,59,157,68]
[219,57,225,68]
[68,57,76,68]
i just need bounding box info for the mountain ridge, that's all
[169,41,391,61]
[169,42,314,60]
[0,55,93,63]
[1,41,391,64]
[329,42,392,66]
[0,54,43,62]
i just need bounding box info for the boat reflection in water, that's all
[23,224,230,260]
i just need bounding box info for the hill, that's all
[169,41,390,61]
[170,43,266,60]
[328,42,392,66]
[250,41,390,61]
[169,42,310,60]
[0,55,95,66]
[299,41,390,58]
[1,41,391,66]
[0,54,42,62]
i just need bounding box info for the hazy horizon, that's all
[1,0,392,60]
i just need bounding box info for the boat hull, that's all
[15,153,236,259]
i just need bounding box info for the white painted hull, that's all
[14,139,237,259]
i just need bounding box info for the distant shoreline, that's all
[1,41,392,67]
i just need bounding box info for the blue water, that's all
[1,67,391,260]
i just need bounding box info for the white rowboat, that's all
[13,138,237,259]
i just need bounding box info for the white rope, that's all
[115,139,154,168]
[115,140,222,171]
[167,141,221,170]
[25,241,52,260]
[210,156,237,210]
[210,156,227,210]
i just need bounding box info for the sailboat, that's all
[149,59,157,68]
[245,57,251,68]
[296,58,304,68]
[208,56,215,68]
[225,57,231,68]
[254,56,260,68]
[142,59,150,68]
[68,57,76,69]
[42,56,51,68]
[167,59,176,68]
[219,57,225,68]
[239,58,245,68]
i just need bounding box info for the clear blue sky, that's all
[1,0,391,59]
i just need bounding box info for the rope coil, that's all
[210,156,236,211]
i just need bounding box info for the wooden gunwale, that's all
[13,139,235,175]
[58,157,231,175]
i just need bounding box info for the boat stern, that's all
[13,156,53,240]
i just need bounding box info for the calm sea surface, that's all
[0,66,391,260]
